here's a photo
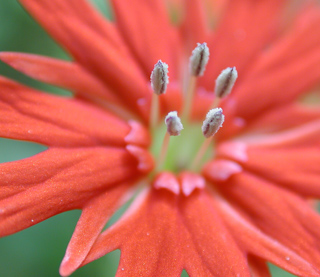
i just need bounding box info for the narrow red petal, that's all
[0,77,132,147]
[57,17,150,120]
[216,128,320,197]
[0,52,120,104]
[19,0,150,120]
[181,0,209,46]
[227,7,320,122]
[110,0,181,79]
[214,193,320,276]
[207,172,320,268]
[83,188,250,276]
[0,147,141,237]
[202,0,286,88]
[60,183,133,277]
[242,146,320,197]
[244,104,320,135]
[19,0,127,55]
[179,189,250,276]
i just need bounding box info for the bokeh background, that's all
[0,0,296,276]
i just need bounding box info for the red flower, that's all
[1,0,320,276]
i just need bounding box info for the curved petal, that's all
[241,147,320,198]
[56,16,150,120]
[60,182,133,277]
[110,0,181,79]
[206,172,320,269]
[19,0,150,120]
[214,193,320,276]
[227,7,320,122]
[0,52,120,104]
[201,0,286,88]
[181,0,209,46]
[19,0,127,55]
[216,115,320,197]
[0,146,143,237]
[243,104,320,135]
[82,188,250,276]
[0,77,134,147]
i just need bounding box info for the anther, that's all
[191,108,225,170]
[214,67,238,98]
[202,108,225,138]
[212,67,237,108]
[157,111,183,171]
[182,43,210,121]
[150,60,169,95]
[189,43,210,77]
[165,111,183,136]
[150,60,169,129]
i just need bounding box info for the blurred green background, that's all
[0,0,295,276]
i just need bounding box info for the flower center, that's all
[150,122,214,173]
[147,43,238,177]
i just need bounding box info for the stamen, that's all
[182,43,210,121]
[202,108,224,138]
[150,60,169,129]
[191,108,225,169]
[212,67,238,108]
[189,43,210,77]
[151,60,169,95]
[157,111,183,171]
[165,111,183,136]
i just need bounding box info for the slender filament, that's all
[182,76,197,121]
[190,137,212,170]
[157,132,171,171]
[150,93,159,130]
[211,96,221,109]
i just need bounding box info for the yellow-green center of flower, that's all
[150,122,214,173]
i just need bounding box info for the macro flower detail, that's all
[0,0,320,276]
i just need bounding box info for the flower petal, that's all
[59,183,133,277]
[83,188,250,276]
[0,52,120,104]
[244,104,320,135]
[227,7,320,122]
[19,0,150,120]
[19,0,126,54]
[55,16,150,120]
[181,0,209,45]
[0,77,132,147]
[206,172,320,269]
[216,120,320,197]
[0,146,142,237]
[110,0,181,79]
[202,0,286,88]
[214,193,320,276]
[241,146,320,197]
